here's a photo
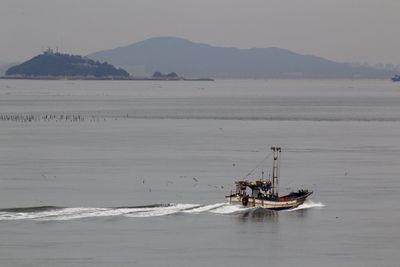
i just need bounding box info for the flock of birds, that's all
[139,176,231,194]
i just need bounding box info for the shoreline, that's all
[0,76,214,81]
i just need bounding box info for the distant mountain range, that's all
[88,37,394,79]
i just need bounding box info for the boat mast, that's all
[271,146,281,197]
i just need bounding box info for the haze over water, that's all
[0,79,399,266]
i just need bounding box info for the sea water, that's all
[0,79,399,266]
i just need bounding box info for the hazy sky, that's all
[1,0,400,64]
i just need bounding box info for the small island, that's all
[149,71,213,81]
[1,49,214,81]
[3,49,130,80]
[152,71,181,80]
[148,71,213,81]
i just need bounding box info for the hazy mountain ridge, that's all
[88,37,394,79]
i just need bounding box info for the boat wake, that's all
[0,201,323,221]
[287,200,325,211]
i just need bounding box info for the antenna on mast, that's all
[271,146,281,197]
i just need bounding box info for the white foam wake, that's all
[124,204,200,218]
[0,207,138,221]
[0,201,323,221]
[210,204,255,214]
[181,203,222,213]
[0,204,205,221]
[288,200,325,211]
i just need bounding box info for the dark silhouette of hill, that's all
[5,51,129,78]
[0,62,17,76]
[88,37,393,79]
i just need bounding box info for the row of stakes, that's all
[0,114,101,123]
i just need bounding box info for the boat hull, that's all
[226,192,312,210]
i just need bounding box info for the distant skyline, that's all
[1,0,400,65]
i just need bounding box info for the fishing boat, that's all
[226,146,312,210]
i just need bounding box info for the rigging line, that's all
[243,151,272,180]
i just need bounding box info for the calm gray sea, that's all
[0,79,399,266]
